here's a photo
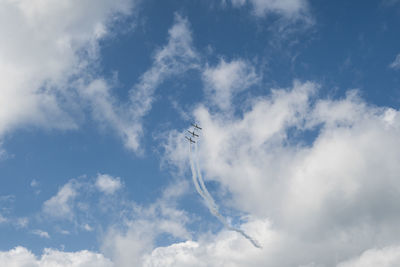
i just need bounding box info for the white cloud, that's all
[30,180,38,188]
[382,0,400,6]
[142,219,274,267]
[0,214,7,224]
[96,174,122,195]
[60,229,71,235]
[203,59,259,111]
[143,241,200,267]
[32,229,50,239]
[0,146,7,161]
[0,0,134,147]
[160,80,400,266]
[227,0,310,19]
[0,195,14,225]
[83,224,94,232]
[101,181,191,267]
[0,4,197,156]
[0,247,37,267]
[39,248,114,267]
[43,180,79,220]
[40,174,122,228]
[0,246,114,267]
[192,82,400,225]
[337,246,400,267]
[79,78,144,152]
[38,177,192,267]
[30,179,41,195]
[12,101,400,267]
[389,53,400,69]
[2,180,192,267]
[16,217,29,228]
[80,14,199,152]
[130,13,199,119]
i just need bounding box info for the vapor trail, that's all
[193,143,218,213]
[188,142,262,249]
[189,144,208,202]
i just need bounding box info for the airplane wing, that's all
[185,136,195,143]
[191,123,202,130]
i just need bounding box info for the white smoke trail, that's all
[189,144,209,202]
[189,142,262,249]
[193,143,218,213]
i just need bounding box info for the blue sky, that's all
[1,0,400,266]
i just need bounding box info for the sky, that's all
[1,0,400,266]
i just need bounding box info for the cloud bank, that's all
[0,246,113,267]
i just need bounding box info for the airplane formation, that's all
[185,123,202,143]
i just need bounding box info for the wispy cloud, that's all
[226,0,311,20]
[0,214,7,224]
[32,229,50,239]
[203,59,260,111]
[101,180,191,266]
[43,180,79,220]
[83,223,94,232]
[16,217,29,229]
[81,14,199,152]
[389,53,400,69]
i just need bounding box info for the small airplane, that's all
[187,130,199,137]
[185,136,195,143]
[191,123,202,130]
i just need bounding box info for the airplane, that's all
[187,130,199,137]
[185,136,195,143]
[191,123,202,130]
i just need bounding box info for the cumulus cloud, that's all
[203,59,259,111]
[142,219,273,267]
[8,89,400,267]
[96,174,122,195]
[0,246,113,267]
[389,53,400,70]
[1,3,398,266]
[337,246,400,267]
[160,80,400,266]
[0,0,134,141]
